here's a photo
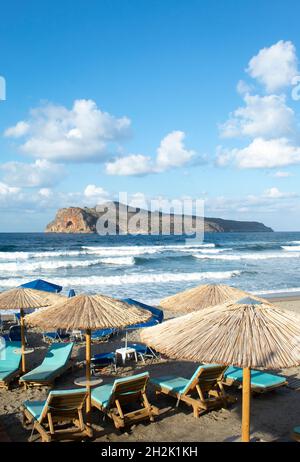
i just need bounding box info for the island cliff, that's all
[45,202,273,234]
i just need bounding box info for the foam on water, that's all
[0,269,240,288]
[193,251,300,261]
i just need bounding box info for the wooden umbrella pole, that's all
[86,329,91,425]
[242,367,251,442]
[20,308,26,374]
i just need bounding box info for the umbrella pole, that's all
[86,329,91,425]
[20,308,26,374]
[242,367,251,442]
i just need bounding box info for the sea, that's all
[1,232,300,305]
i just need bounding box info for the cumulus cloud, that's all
[219,94,295,139]
[83,184,110,204]
[4,99,131,162]
[1,159,66,188]
[105,131,196,175]
[247,40,299,92]
[217,137,300,169]
[263,187,297,199]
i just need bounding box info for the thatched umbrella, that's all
[141,297,300,442]
[25,294,151,423]
[159,283,268,312]
[0,287,65,373]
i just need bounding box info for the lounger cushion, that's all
[20,342,73,383]
[91,384,114,409]
[23,400,47,421]
[0,341,21,382]
[92,372,149,409]
[293,426,300,434]
[151,375,190,394]
[151,365,223,395]
[224,366,286,389]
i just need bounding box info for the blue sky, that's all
[1,0,300,231]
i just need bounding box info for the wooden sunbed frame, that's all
[153,365,232,418]
[22,390,91,442]
[92,373,159,429]
[20,359,75,389]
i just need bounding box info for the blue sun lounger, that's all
[91,328,116,342]
[22,388,90,442]
[223,366,287,393]
[0,341,22,389]
[19,342,74,388]
[151,364,231,418]
[91,372,157,428]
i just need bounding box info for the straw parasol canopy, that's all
[0,287,64,310]
[141,297,300,441]
[159,283,268,312]
[0,287,66,373]
[25,293,151,330]
[25,293,152,428]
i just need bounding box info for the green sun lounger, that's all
[19,342,74,388]
[22,388,90,442]
[0,341,22,389]
[151,364,231,418]
[223,366,287,393]
[91,372,157,429]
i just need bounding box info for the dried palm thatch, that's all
[0,287,65,374]
[159,284,268,312]
[25,293,151,330]
[141,298,300,369]
[0,287,64,310]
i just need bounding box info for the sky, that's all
[1,0,300,231]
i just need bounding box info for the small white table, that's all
[115,347,138,365]
[74,376,103,387]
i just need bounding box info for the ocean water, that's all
[1,232,300,304]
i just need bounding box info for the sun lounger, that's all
[91,352,117,374]
[22,388,90,442]
[223,366,287,393]
[91,328,116,342]
[43,329,70,343]
[151,364,230,418]
[19,342,74,388]
[127,342,160,362]
[0,341,22,389]
[91,372,157,429]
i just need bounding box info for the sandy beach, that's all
[0,294,300,443]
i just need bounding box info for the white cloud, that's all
[4,99,131,162]
[220,93,295,139]
[83,184,109,204]
[105,131,196,176]
[263,187,297,199]
[105,154,153,176]
[247,40,298,92]
[272,171,293,178]
[236,80,252,95]
[4,121,30,138]
[217,137,300,169]
[1,159,66,188]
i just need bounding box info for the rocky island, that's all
[45,202,273,234]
